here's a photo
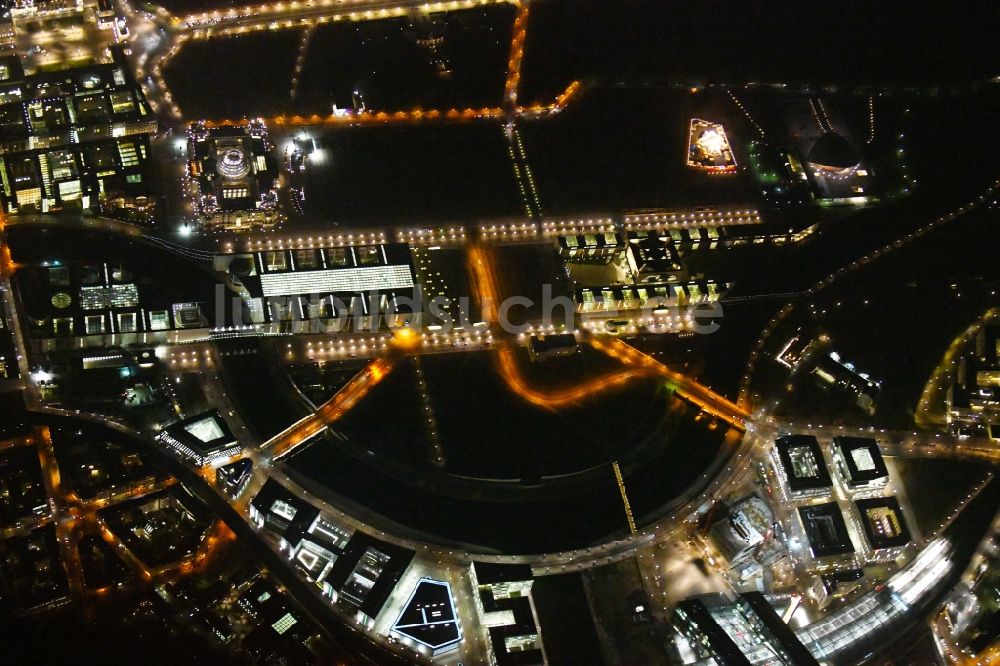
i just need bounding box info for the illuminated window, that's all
[271,613,297,635]
[49,150,77,180]
[149,310,169,331]
[325,247,348,267]
[80,284,139,310]
[259,265,413,297]
[109,90,135,114]
[850,449,876,472]
[788,446,820,479]
[271,500,297,521]
[118,142,139,167]
[294,249,318,268]
[356,246,380,266]
[58,180,82,199]
[117,312,137,333]
[85,315,104,335]
[865,508,903,538]
[183,416,225,443]
[265,251,287,271]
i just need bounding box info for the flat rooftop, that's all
[259,265,414,298]
[820,568,864,595]
[249,478,320,543]
[164,409,237,457]
[798,502,855,557]
[775,435,832,493]
[530,573,603,666]
[240,244,416,302]
[325,531,414,619]
[479,585,542,666]
[391,578,462,654]
[834,436,889,486]
[473,561,534,586]
[855,496,912,550]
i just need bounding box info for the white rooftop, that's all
[260,265,413,297]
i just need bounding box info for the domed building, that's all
[186,120,283,232]
[216,147,252,180]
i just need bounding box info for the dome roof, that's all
[216,148,251,179]
[807,132,859,170]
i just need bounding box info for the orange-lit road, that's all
[75,477,179,513]
[263,329,420,459]
[195,83,579,130]
[181,0,518,32]
[933,604,1000,665]
[467,243,500,324]
[495,336,749,429]
[90,513,233,583]
[0,514,52,541]
[915,307,1000,429]
[468,243,749,428]
[34,421,210,592]
[0,214,16,278]
[264,355,396,459]
[5,213,249,596]
[0,433,34,453]
[549,79,580,111]
[588,335,749,429]
[135,0,581,127]
[183,520,237,577]
[203,106,505,129]
[0,211,32,389]
[496,343,652,409]
[0,238,12,276]
[35,426,88,600]
[141,519,236,581]
[503,1,530,108]
[35,428,65,518]
[93,514,153,582]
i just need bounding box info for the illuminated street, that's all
[0,0,998,664]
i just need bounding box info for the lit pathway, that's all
[261,328,420,460]
[468,242,749,428]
